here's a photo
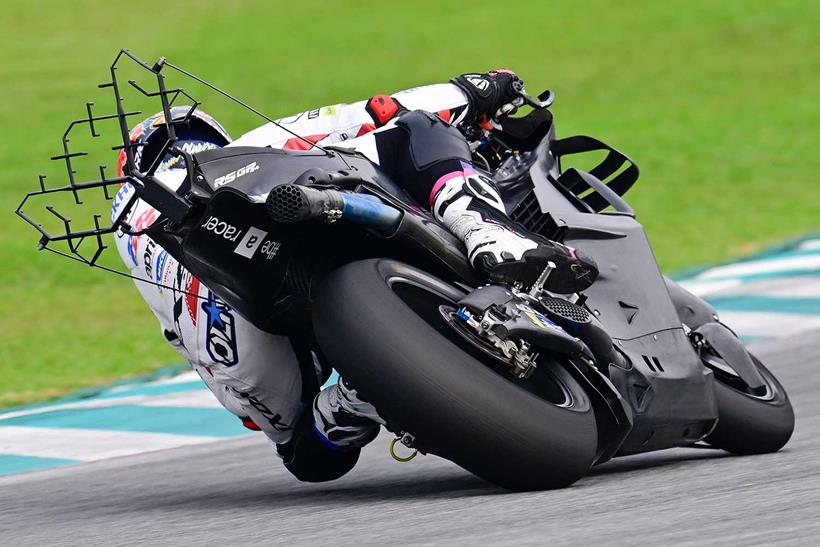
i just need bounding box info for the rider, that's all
[114,69,599,482]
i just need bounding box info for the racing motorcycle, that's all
[18,51,794,491]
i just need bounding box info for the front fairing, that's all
[509,127,718,454]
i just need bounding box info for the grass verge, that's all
[1,0,817,406]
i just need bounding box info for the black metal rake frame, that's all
[15,48,335,278]
[15,49,202,268]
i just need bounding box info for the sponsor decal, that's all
[307,108,321,119]
[162,263,176,288]
[143,239,157,278]
[467,76,489,92]
[126,208,160,266]
[158,251,177,293]
[157,141,219,171]
[154,250,169,284]
[185,275,201,326]
[320,104,339,117]
[233,390,291,432]
[129,121,146,141]
[260,239,282,260]
[150,113,166,128]
[517,304,564,332]
[201,215,242,242]
[201,291,238,367]
[116,149,128,177]
[172,268,201,335]
[111,183,134,222]
[233,226,268,258]
[131,112,165,169]
[213,161,260,188]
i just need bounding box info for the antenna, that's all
[16,48,345,297]
[163,59,349,166]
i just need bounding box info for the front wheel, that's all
[704,352,794,454]
[313,259,599,491]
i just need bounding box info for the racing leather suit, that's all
[115,76,597,482]
[114,83,475,461]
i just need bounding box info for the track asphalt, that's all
[3,236,820,476]
[2,238,819,544]
[0,328,817,545]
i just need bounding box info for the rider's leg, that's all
[312,376,383,448]
[191,288,382,482]
[116,217,379,482]
[374,110,598,293]
[199,317,381,481]
[112,111,379,482]
[194,313,381,481]
[273,372,381,483]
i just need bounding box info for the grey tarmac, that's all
[1,332,818,546]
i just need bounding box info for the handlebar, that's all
[510,80,555,110]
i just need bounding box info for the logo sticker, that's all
[126,208,160,266]
[154,250,169,284]
[467,76,489,91]
[320,104,339,117]
[201,216,242,242]
[111,183,134,222]
[201,291,238,367]
[213,161,260,188]
[517,304,564,332]
[172,269,201,333]
[234,226,268,258]
[260,240,282,260]
[157,141,219,171]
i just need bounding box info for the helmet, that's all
[117,106,232,177]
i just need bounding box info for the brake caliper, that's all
[453,285,591,378]
[455,305,538,379]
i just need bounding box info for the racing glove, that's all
[451,69,525,128]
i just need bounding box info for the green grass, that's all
[1,0,818,406]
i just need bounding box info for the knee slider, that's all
[276,413,359,483]
[395,110,472,171]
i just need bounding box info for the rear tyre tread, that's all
[313,259,599,491]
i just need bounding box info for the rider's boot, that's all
[312,377,383,450]
[431,161,598,293]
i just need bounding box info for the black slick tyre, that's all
[312,259,598,491]
[705,354,794,455]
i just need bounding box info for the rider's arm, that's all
[230,70,522,150]
[230,83,470,150]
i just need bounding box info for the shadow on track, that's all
[97,447,742,518]
[95,468,503,517]
[591,447,731,476]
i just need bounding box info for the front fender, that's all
[695,322,766,391]
[664,275,719,328]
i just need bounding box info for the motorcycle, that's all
[17,51,794,491]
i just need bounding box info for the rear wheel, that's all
[313,259,598,491]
